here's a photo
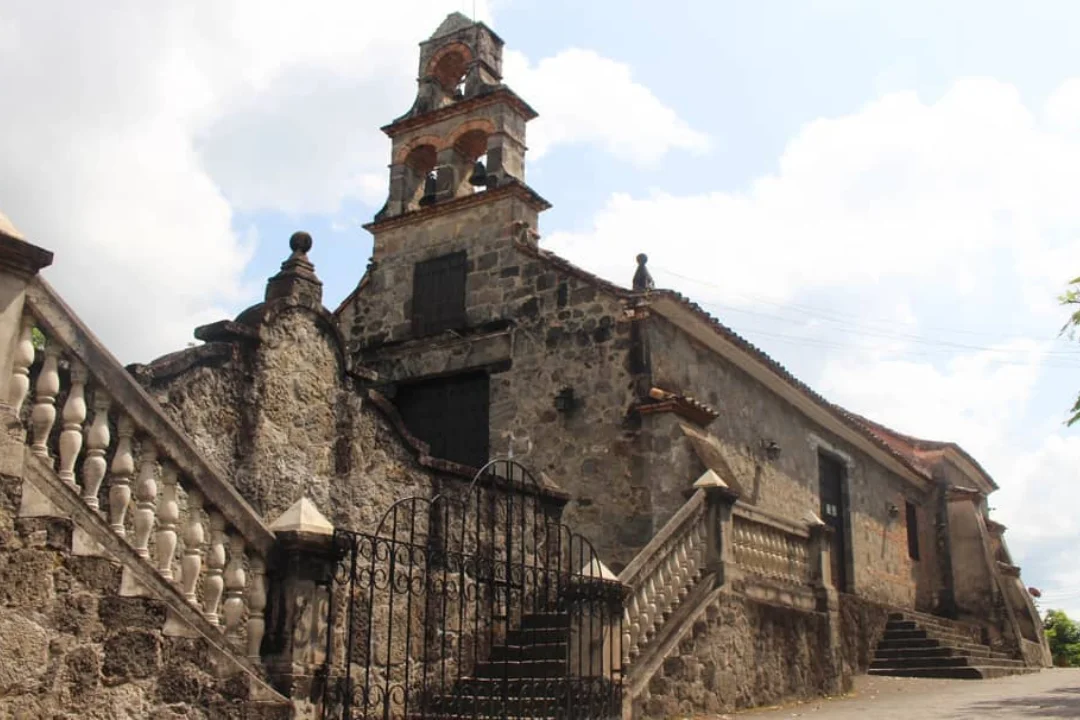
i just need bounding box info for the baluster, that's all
[628,592,644,658]
[181,489,205,604]
[223,533,246,642]
[108,415,135,537]
[57,361,87,489]
[204,510,226,625]
[30,344,60,459]
[643,575,659,639]
[81,391,110,509]
[622,606,633,666]
[675,538,691,600]
[156,462,179,579]
[8,315,34,415]
[247,554,266,661]
[131,440,158,557]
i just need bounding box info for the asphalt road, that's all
[713,669,1080,719]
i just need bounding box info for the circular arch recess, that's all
[403,143,437,174]
[428,42,473,92]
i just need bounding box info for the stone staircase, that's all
[421,611,615,720]
[870,610,1037,679]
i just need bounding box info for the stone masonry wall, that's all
[645,314,937,610]
[634,590,832,718]
[0,474,284,719]
[340,199,645,567]
[141,305,438,533]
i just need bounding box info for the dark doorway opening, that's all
[818,451,849,592]
[395,371,490,468]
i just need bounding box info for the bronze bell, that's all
[419,172,437,206]
[468,160,487,187]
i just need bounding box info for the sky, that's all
[2,0,1080,615]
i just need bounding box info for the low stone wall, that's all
[633,589,831,718]
[837,592,892,686]
[0,475,287,719]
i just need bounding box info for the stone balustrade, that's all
[731,506,812,586]
[617,489,708,665]
[14,279,274,661]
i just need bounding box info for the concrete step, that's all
[870,655,1025,671]
[868,665,1039,680]
[875,645,1012,662]
[472,658,567,679]
[887,612,981,640]
[881,628,974,645]
[489,642,568,662]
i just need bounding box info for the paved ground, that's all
[717,669,1080,719]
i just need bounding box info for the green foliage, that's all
[1044,609,1080,667]
[30,327,44,351]
[1059,277,1080,425]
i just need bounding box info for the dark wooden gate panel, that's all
[412,251,467,337]
[395,372,490,468]
[818,452,848,592]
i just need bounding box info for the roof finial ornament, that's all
[633,253,654,292]
[264,231,322,305]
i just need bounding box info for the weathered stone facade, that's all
[633,591,833,718]
[0,473,287,719]
[0,12,1050,720]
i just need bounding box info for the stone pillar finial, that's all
[265,231,323,306]
[632,253,654,292]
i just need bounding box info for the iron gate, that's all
[322,460,625,719]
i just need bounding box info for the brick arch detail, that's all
[394,135,445,165]
[426,42,475,86]
[446,119,497,153]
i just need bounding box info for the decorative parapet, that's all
[731,503,813,586]
[15,276,274,664]
[618,489,708,667]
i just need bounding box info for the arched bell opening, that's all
[452,128,494,196]
[403,143,438,211]
[430,48,469,101]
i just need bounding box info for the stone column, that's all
[0,217,53,413]
[0,217,53,486]
[808,513,844,694]
[263,498,338,720]
[694,469,739,587]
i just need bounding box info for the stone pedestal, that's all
[809,518,843,694]
[262,499,337,718]
[695,469,739,587]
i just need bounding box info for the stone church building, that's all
[0,12,1049,720]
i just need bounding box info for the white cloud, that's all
[502,48,711,165]
[1,1,709,362]
[819,339,1047,463]
[543,78,1080,313]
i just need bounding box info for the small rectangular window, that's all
[412,251,467,337]
[905,501,920,560]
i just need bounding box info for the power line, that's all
[650,265,1080,367]
[654,264,1071,346]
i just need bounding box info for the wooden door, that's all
[818,452,848,592]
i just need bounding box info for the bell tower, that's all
[371,12,546,223]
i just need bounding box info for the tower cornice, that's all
[381,87,538,138]
[363,181,550,234]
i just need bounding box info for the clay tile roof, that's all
[840,410,999,491]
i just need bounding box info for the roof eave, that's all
[649,293,933,491]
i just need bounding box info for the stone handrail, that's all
[618,488,708,665]
[732,504,811,585]
[16,277,273,661]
